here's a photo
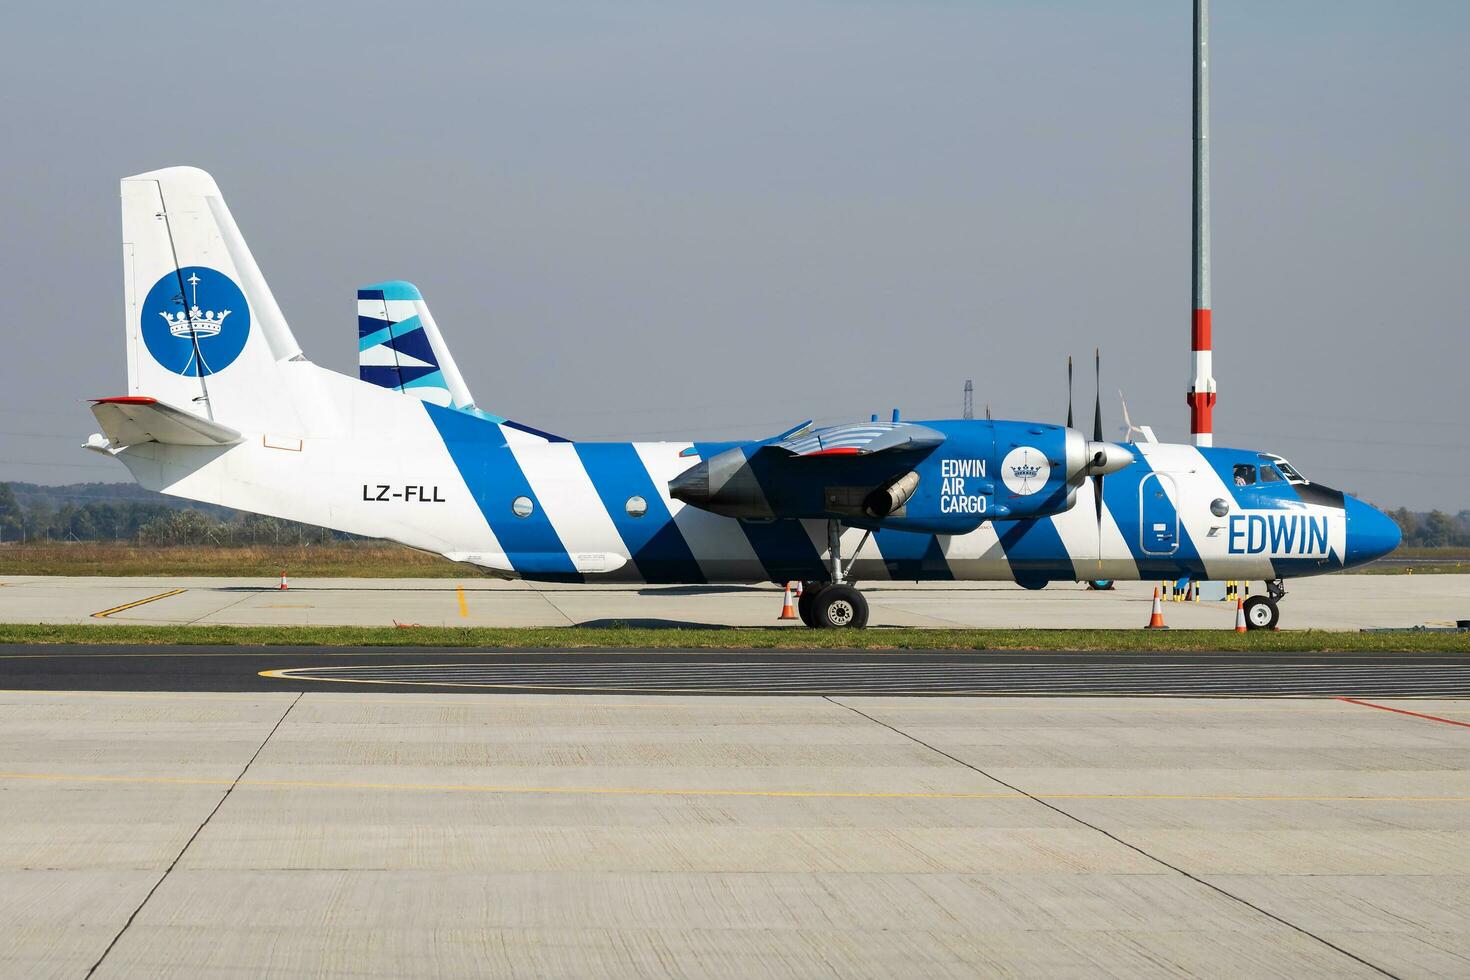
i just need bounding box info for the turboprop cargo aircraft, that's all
[86,167,1400,629]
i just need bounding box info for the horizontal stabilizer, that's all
[90,396,244,448]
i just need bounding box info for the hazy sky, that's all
[2,0,1466,509]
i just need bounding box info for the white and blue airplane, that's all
[87,167,1400,629]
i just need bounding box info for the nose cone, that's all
[1344,497,1402,566]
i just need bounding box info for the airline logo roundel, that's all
[141,266,250,376]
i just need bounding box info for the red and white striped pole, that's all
[1188,0,1217,447]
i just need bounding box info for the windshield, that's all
[1272,459,1308,484]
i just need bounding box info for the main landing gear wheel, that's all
[1244,595,1280,631]
[812,584,869,629]
[797,583,825,628]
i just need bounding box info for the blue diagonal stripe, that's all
[425,403,578,580]
[575,443,704,584]
[873,529,954,580]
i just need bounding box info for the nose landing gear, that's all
[1244,579,1286,630]
[1243,595,1279,630]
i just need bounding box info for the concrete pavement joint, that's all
[185,588,271,627]
[824,695,1403,980]
[525,582,577,626]
[4,769,1467,804]
[83,691,302,979]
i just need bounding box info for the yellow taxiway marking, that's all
[4,687,1464,713]
[90,589,187,620]
[257,666,1470,701]
[0,770,1466,803]
[455,585,468,618]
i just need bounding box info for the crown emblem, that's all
[159,272,230,339]
[1010,463,1041,479]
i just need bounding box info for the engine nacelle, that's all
[668,419,1133,534]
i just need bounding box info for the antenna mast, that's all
[962,379,974,420]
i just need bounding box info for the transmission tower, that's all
[962,379,974,420]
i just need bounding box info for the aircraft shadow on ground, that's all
[575,618,739,631]
[636,586,763,596]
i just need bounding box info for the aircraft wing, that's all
[771,421,946,457]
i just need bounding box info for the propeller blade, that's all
[1066,356,1074,429]
[1092,348,1103,443]
[1093,349,1104,569]
[1095,473,1105,572]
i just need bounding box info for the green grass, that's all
[1356,563,1470,575]
[1,623,1466,652]
[0,543,462,577]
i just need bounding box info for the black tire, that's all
[812,584,869,629]
[797,583,825,628]
[1244,595,1279,631]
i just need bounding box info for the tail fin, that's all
[121,167,303,432]
[356,281,475,409]
[355,281,569,443]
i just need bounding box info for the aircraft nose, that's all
[1344,496,1401,565]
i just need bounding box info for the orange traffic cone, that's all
[279,570,289,591]
[1145,587,1167,629]
[793,581,804,597]
[1234,597,1247,632]
[778,582,798,621]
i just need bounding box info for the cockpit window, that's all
[1260,465,1283,483]
[1274,460,1307,484]
[1233,464,1256,486]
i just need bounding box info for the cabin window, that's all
[1261,465,1284,483]
[625,495,648,518]
[1232,464,1256,486]
[510,496,534,518]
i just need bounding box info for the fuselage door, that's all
[1139,473,1179,556]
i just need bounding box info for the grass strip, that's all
[0,623,1466,653]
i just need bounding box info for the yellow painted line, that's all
[90,589,187,620]
[257,666,1470,701]
[455,585,468,619]
[0,770,1466,802]
[12,688,1468,713]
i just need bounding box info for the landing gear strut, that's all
[799,520,871,628]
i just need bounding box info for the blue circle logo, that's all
[140,267,250,376]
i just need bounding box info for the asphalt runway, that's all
[3,644,1469,697]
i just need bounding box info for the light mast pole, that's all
[1188,0,1217,446]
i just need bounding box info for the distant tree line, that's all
[0,482,350,545]
[1387,509,1470,549]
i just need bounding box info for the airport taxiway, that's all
[4,577,1468,976]
[3,645,1470,697]
[2,684,1467,977]
[1,573,1466,630]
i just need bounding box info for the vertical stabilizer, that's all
[120,166,303,432]
[357,281,475,409]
